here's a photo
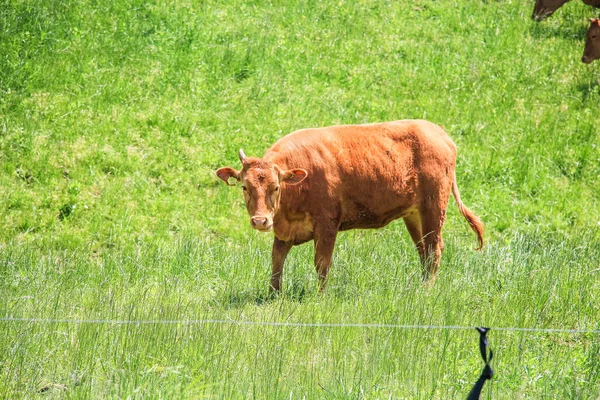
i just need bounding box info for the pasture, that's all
[1,0,600,398]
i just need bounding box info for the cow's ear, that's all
[590,17,598,23]
[216,167,240,186]
[280,169,307,185]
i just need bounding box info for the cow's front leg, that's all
[313,224,338,291]
[271,237,293,292]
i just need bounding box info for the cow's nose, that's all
[251,216,268,227]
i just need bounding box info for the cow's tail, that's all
[452,171,484,250]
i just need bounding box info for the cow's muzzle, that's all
[582,55,594,64]
[251,216,272,231]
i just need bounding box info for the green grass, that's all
[1,0,600,397]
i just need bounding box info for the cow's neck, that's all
[263,151,291,171]
[272,201,313,244]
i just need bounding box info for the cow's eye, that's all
[593,35,598,39]
[242,186,247,191]
[274,186,279,192]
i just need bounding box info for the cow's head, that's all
[216,149,307,232]
[532,0,570,21]
[582,18,600,63]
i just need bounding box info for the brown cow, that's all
[532,0,600,21]
[216,120,484,291]
[582,18,600,63]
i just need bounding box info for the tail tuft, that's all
[452,172,484,250]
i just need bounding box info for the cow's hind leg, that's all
[419,205,447,281]
[403,212,426,266]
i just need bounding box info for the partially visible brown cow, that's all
[532,0,600,21]
[216,120,484,291]
[582,18,600,63]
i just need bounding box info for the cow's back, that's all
[266,120,457,231]
[583,0,600,7]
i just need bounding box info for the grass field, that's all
[1,0,600,398]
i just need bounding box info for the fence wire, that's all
[1,317,599,334]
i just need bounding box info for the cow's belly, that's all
[339,202,414,231]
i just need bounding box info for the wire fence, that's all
[3,316,599,398]
[1,317,599,334]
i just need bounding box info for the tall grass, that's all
[1,0,600,397]
[1,232,600,397]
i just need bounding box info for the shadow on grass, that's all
[577,77,600,102]
[218,282,312,309]
[528,22,588,41]
[218,290,273,308]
